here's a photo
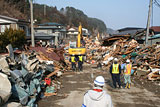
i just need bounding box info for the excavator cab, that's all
[69,23,86,55]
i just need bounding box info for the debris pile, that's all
[84,37,160,81]
[0,45,67,107]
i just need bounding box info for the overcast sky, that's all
[35,0,160,30]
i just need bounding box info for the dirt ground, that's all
[38,63,160,107]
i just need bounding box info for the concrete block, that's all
[0,73,11,105]
[0,57,10,75]
[3,102,22,107]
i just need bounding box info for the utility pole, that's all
[44,5,46,16]
[146,0,153,46]
[30,0,35,47]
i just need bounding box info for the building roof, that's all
[35,26,60,30]
[150,26,160,32]
[113,28,145,36]
[0,15,18,22]
[68,28,78,31]
[35,32,54,37]
[56,28,66,32]
[26,32,54,40]
[0,15,29,24]
[117,27,144,32]
[38,22,63,26]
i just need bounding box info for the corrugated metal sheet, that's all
[30,47,60,61]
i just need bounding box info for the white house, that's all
[66,27,90,40]
[0,15,29,36]
[82,28,90,36]
[67,28,78,36]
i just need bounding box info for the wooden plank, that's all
[47,70,59,78]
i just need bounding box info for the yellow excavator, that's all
[69,23,86,55]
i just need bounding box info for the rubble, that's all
[83,36,160,81]
[0,45,67,107]
[0,34,159,106]
[148,69,160,80]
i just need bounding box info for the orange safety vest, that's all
[125,64,132,75]
[112,64,119,74]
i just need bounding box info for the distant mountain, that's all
[62,7,107,33]
[33,5,107,33]
[106,28,118,34]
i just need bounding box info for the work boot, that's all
[113,85,116,89]
[73,68,76,72]
[125,83,128,89]
[80,69,83,72]
[113,86,116,89]
[128,83,131,89]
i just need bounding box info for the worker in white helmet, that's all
[82,76,113,107]
[110,58,121,89]
[124,59,132,89]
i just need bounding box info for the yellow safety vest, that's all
[112,64,119,74]
[71,56,75,62]
[79,56,83,62]
[125,64,131,75]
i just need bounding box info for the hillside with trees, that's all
[0,0,29,19]
[34,5,107,33]
[0,0,107,33]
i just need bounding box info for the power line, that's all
[154,0,160,8]
[156,0,160,2]
[151,1,154,27]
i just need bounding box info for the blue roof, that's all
[152,34,160,38]
[142,34,160,40]
[38,22,63,26]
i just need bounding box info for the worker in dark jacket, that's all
[78,55,84,72]
[110,58,121,89]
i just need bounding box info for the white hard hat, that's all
[94,76,105,86]
[126,59,130,63]
[114,58,118,61]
